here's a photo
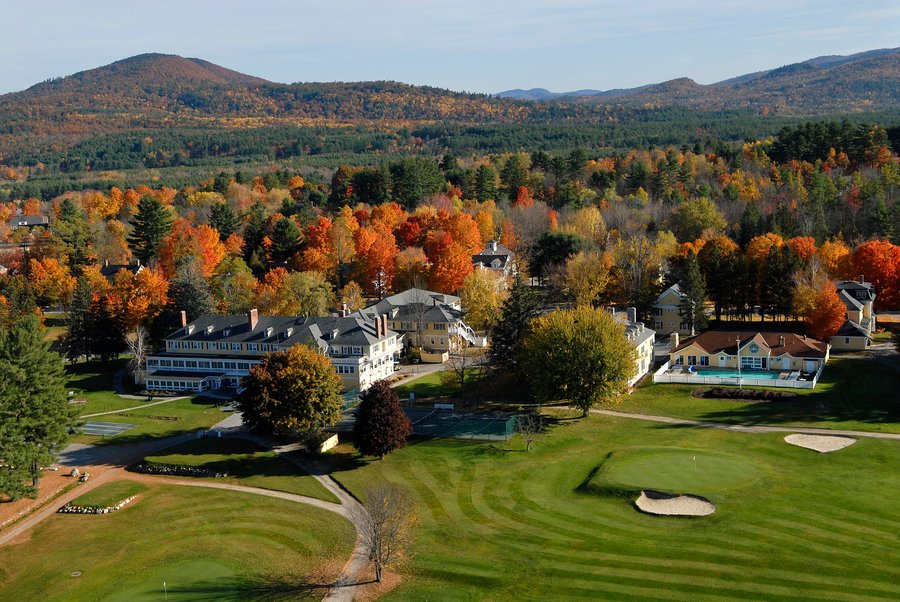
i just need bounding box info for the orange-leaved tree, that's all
[805,281,846,341]
[853,240,900,309]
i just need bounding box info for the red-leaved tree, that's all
[353,380,412,459]
[805,282,846,341]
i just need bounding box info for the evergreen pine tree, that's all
[353,380,412,459]
[489,278,543,369]
[678,251,708,336]
[88,294,124,361]
[209,202,240,239]
[64,276,94,361]
[0,316,76,500]
[168,261,216,322]
[127,196,173,264]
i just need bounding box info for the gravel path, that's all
[592,409,900,440]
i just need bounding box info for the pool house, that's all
[654,331,830,389]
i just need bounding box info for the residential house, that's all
[670,331,829,374]
[607,307,656,386]
[472,240,516,276]
[145,309,401,393]
[99,258,143,282]
[831,280,876,350]
[651,283,695,337]
[8,214,49,231]
[358,288,486,358]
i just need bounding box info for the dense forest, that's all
[2,117,898,360]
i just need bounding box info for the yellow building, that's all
[831,280,876,351]
[670,331,829,374]
[651,284,696,337]
[360,288,486,359]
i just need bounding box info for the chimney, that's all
[248,308,259,331]
[376,314,383,338]
[779,335,785,347]
[341,302,348,317]
[104,258,109,268]
[627,307,637,323]
[671,332,679,348]
[180,310,187,328]
[489,240,498,252]
[382,314,389,337]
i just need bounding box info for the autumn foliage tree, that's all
[853,240,900,309]
[805,282,846,341]
[352,379,412,459]
[236,345,343,436]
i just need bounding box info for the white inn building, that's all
[145,309,401,394]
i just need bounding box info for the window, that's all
[679,323,688,331]
[845,337,850,344]
[654,321,662,330]
[855,291,867,299]
[699,356,709,366]
[675,355,684,365]
[192,341,202,349]
[687,356,697,366]
[440,337,445,345]
[248,343,258,352]
[231,343,241,351]
[653,308,662,316]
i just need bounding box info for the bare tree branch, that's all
[348,484,416,583]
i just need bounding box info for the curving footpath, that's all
[0,413,372,601]
[592,408,900,440]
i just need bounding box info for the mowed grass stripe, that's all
[517,552,900,601]
[332,417,900,599]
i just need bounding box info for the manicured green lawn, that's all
[394,369,489,399]
[594,449,762,495]
[69,481,148,509]
[617,357,900,433]
[74,397,227,446]
[0,484,355,601]
[144,438,338,503]
[66,359,137,415]
[328,411,900,600]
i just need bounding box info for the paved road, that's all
[592,409,900,440]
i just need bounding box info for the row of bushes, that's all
[693,387,797,401]
[130,462,227,478]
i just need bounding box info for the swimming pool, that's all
[693,369,781,380]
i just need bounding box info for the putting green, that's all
[103,561,234,602]
[598,448,762,493]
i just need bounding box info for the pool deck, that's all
[653,362,822,389]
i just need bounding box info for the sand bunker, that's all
[784,434,857,453]
[634,490,716,517]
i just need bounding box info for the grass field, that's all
[0,483,355,601]
[617,357,900,433]
[329,410,900,600]
[69,481,148,509]
[143,438,338,503]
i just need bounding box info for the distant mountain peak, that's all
[26,53,269,94]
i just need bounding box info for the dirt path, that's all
[235,437,371,602]
[592,409,900,440]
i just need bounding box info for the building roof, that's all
[833,320,869,339]
[8,215,49,228]
[654,283,686,305]
[835,280,876,301]
[164,313,397,351]
[370,288,460,308]
[99,260,143,280]
[607,309,655,347]
[362,287,464,324]
[673,331,828,358]
[838,289,863,311]
[473,240,514,270]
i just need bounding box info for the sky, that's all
[2,0,899,95]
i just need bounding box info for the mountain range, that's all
[1,49,900,165]
[496,47,900,111]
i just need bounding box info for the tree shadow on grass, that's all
[162,574,376,602]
